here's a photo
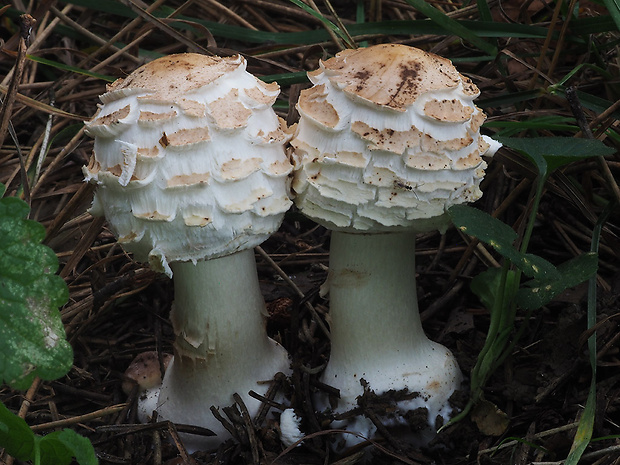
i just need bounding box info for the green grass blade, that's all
[356,0,368,48]
[27,55,115,82]
[61,2,558,47]
[602,0,620,31]
[569,15,618,34]
[565,385,596,464]
[286,0,354,48]
[476,0,493,21]
[403,0,498,55]
[261,71,309,85]
[564,202,613,464]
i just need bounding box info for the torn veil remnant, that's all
[291,44,500,451]
[84,53,293,452]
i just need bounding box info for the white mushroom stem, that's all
[156,248,290,451]
[320,230,462,447]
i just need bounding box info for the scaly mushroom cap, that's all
[84,53,293,276]
[291,44,499,232]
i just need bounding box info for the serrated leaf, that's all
[517,253,598,310]
[0,402,36,460]
[0,186,73,390]
[449,204,559,280]
[496,137,615,179]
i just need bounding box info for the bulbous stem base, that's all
[155,249,291,452]
[319,231,462,450]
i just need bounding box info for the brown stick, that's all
[0,14,34,150]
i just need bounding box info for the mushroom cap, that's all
[291,44,499,233]
[122,351,172,395]
[84,53,293,276]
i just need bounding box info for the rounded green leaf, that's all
[496,136,616,179]
[0,402,36,460]
[40,429,99,465]
[449,204,559,280]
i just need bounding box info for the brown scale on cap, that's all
[321,44,479,111]
[166,172,211,188]
[137,146,160,158]
[138,109,177,123]
[243,81,280,106]
[161,126,211,147]
[90,105,130,127]
[351,121,421,155]
[454,150,483,170]
[297,84,340,128]
[208,89,253,129]
[424,98,474,122]
[106,53,240,102]
[220,157,262,181]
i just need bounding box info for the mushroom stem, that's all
[321,230,461,447]
[156,248,290,451]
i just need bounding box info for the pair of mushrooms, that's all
[84,44,499,452]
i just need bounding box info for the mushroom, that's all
[84,53,293,450]
[122,351,173,422]
[290,44,499,449]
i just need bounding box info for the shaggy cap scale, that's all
[292,44,499,232]
[84,53,293,276]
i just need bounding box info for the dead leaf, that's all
[471,399,510,436]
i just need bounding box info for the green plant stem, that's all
[489,178,546,369]
[471,177,545,400]
[34,441,41,465]
[519,178,546,255]
[470,261,510,394]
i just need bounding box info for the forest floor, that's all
[1,0,619,464]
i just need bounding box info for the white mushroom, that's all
[84,53,293,451]
[291,44,499,450]
[122,351,173,423]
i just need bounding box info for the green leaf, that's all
[449,204,558,280]
[39,429,99,465]
[517,253,598,310]
[0,402,36,460]
[0,185,73,390]
[496,137,616,179]
[602,0,620,31]
[470,268,518,311]
[0,403,98,465]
